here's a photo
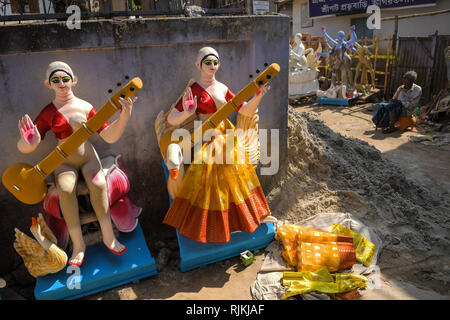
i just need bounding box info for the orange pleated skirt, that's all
[163,120,271,243]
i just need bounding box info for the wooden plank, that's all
[381,8,450,21]
[29,0,40,13]
[374,36,379,88]
[10,0,20,13]
[415,37,434,61]
[80,212,98,225]
[112,0,126,10]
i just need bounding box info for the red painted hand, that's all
[19,114,40,145]
[183,87,197,113]
[255,85,271,98]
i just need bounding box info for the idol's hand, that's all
[18,114,40,145]
[321,26,326,34]
[255,84,271,98]
[182,87,197,114]
[350,25,356,32]
[118,96,137,119]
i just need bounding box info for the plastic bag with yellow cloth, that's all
[281,267,367,299]
[328,223,376,267]
[276,224,304,268]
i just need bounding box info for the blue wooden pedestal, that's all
[317,96,351,106]
[34,223,157,300]
[162,161,275,272]
[176,223,274,272]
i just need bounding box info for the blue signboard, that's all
[309,0,436,18]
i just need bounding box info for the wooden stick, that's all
[381,9,450,21]
[385,36,392,97]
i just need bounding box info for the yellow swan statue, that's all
[14,213,68,278]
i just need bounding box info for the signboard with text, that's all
[309,0,436,18]
[253,0,270,14]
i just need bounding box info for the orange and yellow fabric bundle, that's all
[277,223,377,299]
[276,224,357,272]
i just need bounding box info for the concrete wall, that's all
[0,15,290,275]
[293,0,450,39]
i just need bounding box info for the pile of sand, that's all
[265,106,450,293]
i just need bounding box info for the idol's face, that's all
[337,31,345,41]
[49,71,74,93]
[200,56,220,76]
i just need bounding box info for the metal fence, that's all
[387,34,449,102]
[0,0,248,22]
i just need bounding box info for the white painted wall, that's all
[293,0,450,39]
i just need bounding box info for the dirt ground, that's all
[299,103,450,196]
[83,102,449,301]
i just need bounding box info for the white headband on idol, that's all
[46,61,74,82]
[196,47,220,67]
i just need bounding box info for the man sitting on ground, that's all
[373,70,422,133]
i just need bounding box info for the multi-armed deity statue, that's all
[316,26,359,99]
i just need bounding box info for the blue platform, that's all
[317,96,351,106]
[162,161,275,272]
[35,223,157,300]
[176,224,275,272]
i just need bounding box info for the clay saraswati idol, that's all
[4,61,140,267]
[154,47,279,243]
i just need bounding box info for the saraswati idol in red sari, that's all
[16,61,138,266]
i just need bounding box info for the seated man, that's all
[373,70,422,133]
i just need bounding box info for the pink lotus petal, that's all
[43,185,63,219]
[110,196,142,232]
[107,166,130,206]
[42,155,140,238]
